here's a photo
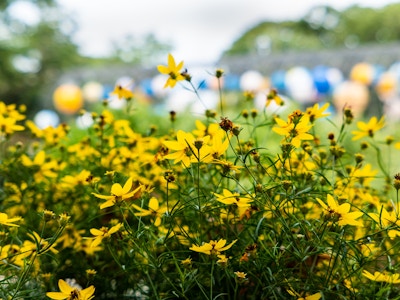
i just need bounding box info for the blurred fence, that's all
[218,42,400,77]
[57,42,400,86]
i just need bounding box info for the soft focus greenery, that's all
[225,4,400,56]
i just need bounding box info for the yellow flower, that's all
[131,197,167,227]
[299,293,322,300]
[21,150,58,179]
[25,120,69,145]
[213,159,242,175]
[0,102,26,121]
[92,177,141,209]
[234,271,247,279]
[157,54,185,88]
[163,130,212,166]
[181,257,192,268]
[189,239,237,256]
[62,170,98,189]
[89,223,122,248]
[18,231,59,260]
[305,102,330,122]
[362,270,400,284]
[316,194,363,227]
[0,114,24,137]
[0,212,21,227]
[209,134,229,160]
[58,213,71,227]
[192,120,222,139]
[351,116,385,140]
[234,271,247,284]
[213,189,254,219]
[266,89,284,107]
[213,189,253,208]
[349,163,378,186]
[273,114,313,148]
[287,283,322,300]
[111,84,134,100]
[369,207,400,239]
[46,279,95,300]
[217,254,229,267]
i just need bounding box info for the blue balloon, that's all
[223,74,241,91]
[312,65,331,95]
[371,64,385,85]
[102,84,114,99]
[270,70,286,93]
[140,78,154,96]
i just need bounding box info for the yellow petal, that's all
[121,178,133,195]
[154,216,162,227]
[157,65,169,74]
[90,228,104,236]
[176,60,184,70]
[316,198,327,210]
[148,197,159,211]
[219,239,237,251]
[326,194,338,210]
[91,193,114,200]
[90,237,103,248]
[108,223,122,234]
[58,279,74,294]
[46,292,68,299]
[100,200,115,210]
[81,285,95,299]
[34,150,45,164]
[110,183,123,196]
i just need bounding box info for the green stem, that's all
[210,260,215,299]
[217,77,223,116]
[371,143,390,180]
[145,271,161,300]
[10,252,37,300]
[189,81,207,110]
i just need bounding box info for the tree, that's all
[109,33,172,67]
[0,0,82,114]
[223,4,400,57]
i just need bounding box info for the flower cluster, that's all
[1,55,400,299]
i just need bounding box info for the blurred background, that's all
[2,0,400,127]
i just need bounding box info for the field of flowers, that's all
[1,54,400,299]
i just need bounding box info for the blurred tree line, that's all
[224,4,400,56]
[0,0,170,115]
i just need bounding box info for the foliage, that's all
[225,3,400,56]
[0,0,83,113]
[1,56,400,299]
[109,33,172,66]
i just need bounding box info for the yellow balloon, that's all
[349,62,374,85]
[53,84,84,114]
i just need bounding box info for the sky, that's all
[54,0,399,65]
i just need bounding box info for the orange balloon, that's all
[375,72,397,100]
[349,62,374,85]
[333,81,369,117]
[53,84,83,114]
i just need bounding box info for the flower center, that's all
[69,289,80,300]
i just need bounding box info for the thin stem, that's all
[210,259,215,299]
[10,252,37,300]
[217,77,223,116]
